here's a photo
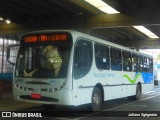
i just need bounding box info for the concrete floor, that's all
[0,92,39,111]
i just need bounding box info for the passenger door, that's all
[73,39,93,104]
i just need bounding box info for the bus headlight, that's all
[49,89,53,92]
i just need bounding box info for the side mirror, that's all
[6,44,19,65]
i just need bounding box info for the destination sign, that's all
[23,34,68,43]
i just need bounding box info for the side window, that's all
[123,51,132,71]
[144,57,150,72]
[74,39,93,79]
[132,54,138,72]
[149,58,153,73]
[110,47,122,71]
[95,43,110,70]
[138,56,144,72]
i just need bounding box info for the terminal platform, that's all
[0,81,40,111]
[0,92,40,111]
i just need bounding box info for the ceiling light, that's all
[84,0,120,14]
[5,19,11,24]
[133,26,159,39]
[0,17,3,21]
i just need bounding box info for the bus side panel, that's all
[60,88,73,105]
[76,87,93,105]
[142,83,154,94]
[104,86,122,100]
[121,85,135,98]
[121,72,141,97]
[73,71,94,105]
[141,73,154,93]
[106,71,122,99]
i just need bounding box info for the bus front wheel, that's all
[89,87,102,111]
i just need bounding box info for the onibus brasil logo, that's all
[1,112,42,118]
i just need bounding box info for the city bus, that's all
[7,30,154,111]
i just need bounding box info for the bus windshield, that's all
[15,44,71,78]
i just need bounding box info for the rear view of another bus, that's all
[12,31,74,106]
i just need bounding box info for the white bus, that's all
[7,30,154,111]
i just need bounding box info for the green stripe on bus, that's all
[123,73,142,84]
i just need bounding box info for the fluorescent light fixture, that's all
[84,0,120,14]
[0,17,3,21]
[133,26,159,39]
[5,19,11,24]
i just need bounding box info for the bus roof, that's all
[70,31,152,58]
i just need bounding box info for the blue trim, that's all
[0,73,13,81]
[141,72,153,83]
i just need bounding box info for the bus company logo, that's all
[2,112,11,117]
[1,112,42,118]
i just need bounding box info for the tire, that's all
[89,87,102,111]
[135,84,141,101]
[127,84,141,100]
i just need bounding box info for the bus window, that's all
[149,58,153,73]
[123,51,132,71]
[143,57,150,72]
[16,45,70,78]
[138,56,144,72]
[95,43,110,70]
[110,47,122,71]
[74,39,93,79]
[132,54,138,72]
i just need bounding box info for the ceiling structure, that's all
[0,0,160,49]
